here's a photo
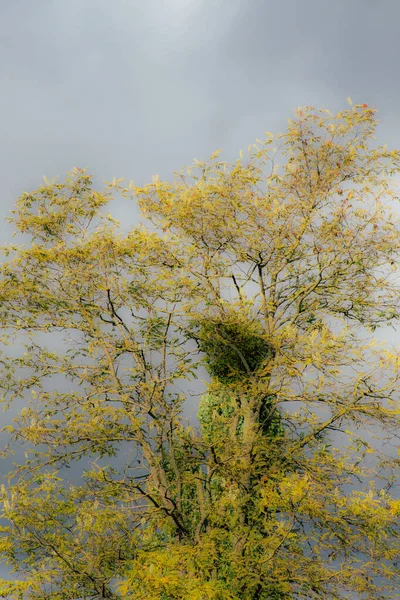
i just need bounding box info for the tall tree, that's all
[0,103,399,599]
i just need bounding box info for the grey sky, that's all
[1,0,400,224]
[0,0,399,588]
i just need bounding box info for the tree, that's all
[0,103,399,599]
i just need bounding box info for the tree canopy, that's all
[0,103,399,599]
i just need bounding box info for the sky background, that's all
[0,0,399,587]
[2,0,400,232]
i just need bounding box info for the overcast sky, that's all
[1,0,400,230]
[0,0,399,586]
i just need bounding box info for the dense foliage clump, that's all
[194,316,274,382]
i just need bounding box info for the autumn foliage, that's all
[0,104,399,599]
